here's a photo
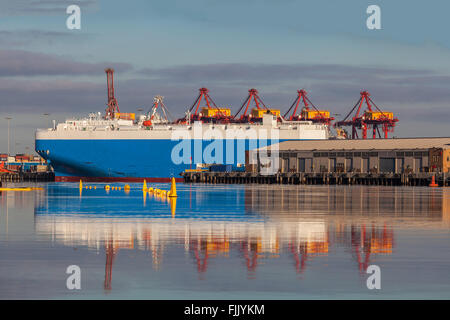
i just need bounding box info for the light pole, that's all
[5,117,12,156]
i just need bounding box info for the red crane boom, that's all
[233,88,269,122]
[105,68,120,119]
[283,89,334,125]
[335,91,398,139]
[187,88,230,122]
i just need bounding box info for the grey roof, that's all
[269,137,450,151]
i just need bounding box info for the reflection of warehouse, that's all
[269,137,450,174]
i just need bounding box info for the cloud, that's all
[139,63,434,83]
[139,63,450,105]
[0,49,133,77]
[0,29,90,47]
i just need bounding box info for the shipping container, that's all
[364,111,394,120]
[209,164,232,172]
[200,107,231,117]
[301,110,330,120]
[251,108,280,118]
[114,113,135,121]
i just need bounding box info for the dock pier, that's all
[181,171,449,187]
[0,172,55,182]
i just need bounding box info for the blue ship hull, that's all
[35,138,284,182]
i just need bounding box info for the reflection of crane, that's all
[289,242,307,274]
[288,238,329,274]
[350,224,394,273]
[104,240,117,291]
[192,239,209,274]
[241,241,259,272]
[190,237,230,274]
[104,68,120,119]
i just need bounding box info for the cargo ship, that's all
[35,69,330,182]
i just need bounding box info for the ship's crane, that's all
[104,68,120,119]
[186,88,231,123]
[335,91,399,139]
[143,95,172,126]
[283,89,334,125]
[233,89,280,122]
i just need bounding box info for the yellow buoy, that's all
[124,184,130,191]
[89,186,92,190]
[148,187,154,193]
[118,187,121,191]
[94,186,97,189]
[168,177,177,197]
[105,185,110,191]
[161,190,167,196]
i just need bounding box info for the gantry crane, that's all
[184,88,231,123]
[143,95,172,126]
[283,89,334,125]
[233,89,280,122]
[335,91,398,139]
[104,68,120,119]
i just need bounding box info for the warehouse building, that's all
[255,137,450,174]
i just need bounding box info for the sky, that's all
[0,0,450,153]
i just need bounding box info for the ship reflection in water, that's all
[30,184,449,296]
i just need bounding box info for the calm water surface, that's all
[0,182,449,299]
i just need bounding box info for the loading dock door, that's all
[330,158,336,172]
[282,158,289,173]
[298,158,306,172]
[380,158,395,173]
[414,158,423,173]
[345,158,353,172]
[305,158,312,173]
[362,158,369,173]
